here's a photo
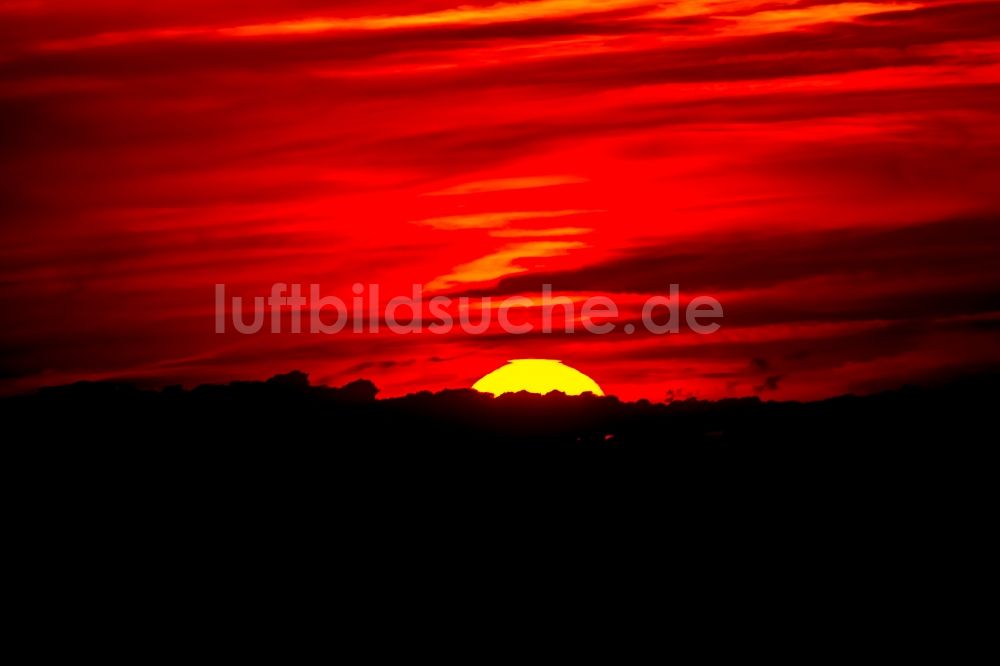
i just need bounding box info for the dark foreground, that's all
[7,369,995,441]
[5,372,995,556]
[7,373,992,628]
[6,370,995,478]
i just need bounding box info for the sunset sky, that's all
[2,0,999,400]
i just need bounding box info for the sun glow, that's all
[473,359,604,396]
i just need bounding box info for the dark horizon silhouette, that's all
[8,369,994,534]
[7,369,995,450]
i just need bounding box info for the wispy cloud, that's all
[414,209,599,230]
[426,175,587,196]
[427,240,586,290]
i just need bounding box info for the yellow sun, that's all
[473,359,604,397]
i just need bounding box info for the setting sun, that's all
[473,359,604,397]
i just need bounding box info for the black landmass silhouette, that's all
[5,371,994,543]
[6,369,994,456]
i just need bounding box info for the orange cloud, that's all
[489,226,593,238]
[427,240,586,290]
[414,210,599,230]
[718,2,924,36]
[38,0,661,51]
[221,0,659,36]
[426,175,587,196]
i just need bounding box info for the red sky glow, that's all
[2,0,999,400]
